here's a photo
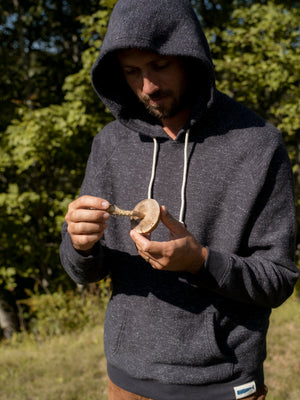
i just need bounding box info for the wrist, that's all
[190,244,208,274]
[73,242,99,257]
[76,248,93,256]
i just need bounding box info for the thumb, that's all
[160,206,188,238]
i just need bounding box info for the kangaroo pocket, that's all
[104,296,235,385]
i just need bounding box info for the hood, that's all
[91,0,216,135]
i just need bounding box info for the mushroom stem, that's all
[107,204,144,219]
[105,199,160,234]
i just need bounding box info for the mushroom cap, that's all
[130,199,160,234]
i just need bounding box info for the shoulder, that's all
[212,92,285,151]
[90,120,137,158]
[92,120,127,148]
[84,120,131,172]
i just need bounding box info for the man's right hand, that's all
[65,195,110,253]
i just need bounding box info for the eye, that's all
[123,67,139,76]
[153,60,170,71]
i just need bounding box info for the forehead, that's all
[117,48,173,66]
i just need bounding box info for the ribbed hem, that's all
[107,363,264,400]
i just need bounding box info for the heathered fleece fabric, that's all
[60,0,299,399]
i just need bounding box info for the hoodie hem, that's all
[107,363,264,400]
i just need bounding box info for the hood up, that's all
[91,0,216,135]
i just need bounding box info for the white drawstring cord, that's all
[179,129,190,223]
[148,137,158,199]
[148,130,190,224]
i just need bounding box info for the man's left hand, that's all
[130,206,207,274]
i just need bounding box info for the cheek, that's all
[170,66,188,94]
[125,77,141,96]
[174,77,188,100]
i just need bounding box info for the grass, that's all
[0,316,108,400]
[264,296,300,400]
[0,297,299,400]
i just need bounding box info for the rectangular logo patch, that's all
[234,381,256,399]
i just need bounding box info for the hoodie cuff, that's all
[61,233,106,284]
[65,233,103,265]
[201,248,231,288]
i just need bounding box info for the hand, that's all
[65,195,110,253]
[130,206,207,274]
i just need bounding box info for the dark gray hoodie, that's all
[60,0,299,399]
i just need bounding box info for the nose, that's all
[141,73,159,95]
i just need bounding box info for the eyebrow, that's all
[119,57,170,69]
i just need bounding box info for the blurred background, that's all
[0,1,299,399]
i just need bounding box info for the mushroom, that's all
[130,199,160,233]
[106,199,160,234]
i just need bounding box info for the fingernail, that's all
[161,206,167,215]
[102,201,110,209]
[103,213,110,220]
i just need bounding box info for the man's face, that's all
[117,49,189,120]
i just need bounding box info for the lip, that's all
[148,95,168,106]
[149,99,163,106]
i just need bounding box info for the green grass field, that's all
[1,297,299,400]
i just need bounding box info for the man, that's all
[60,0,299,399]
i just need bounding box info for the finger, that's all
[137,249,152,263]
[70,195,110,211]
[130,230,171,263]
[130,230,151,252]
[136,247,166,270]
[68,221,107,235]
[160,206,188,237]
[71,233,104,252]
[135,246,162,266]
[69,208,110,223]
[130,231,166,258]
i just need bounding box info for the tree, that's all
[0,0,100,132]
[0,0,116,317]
[205,1,300,274]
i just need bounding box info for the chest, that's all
[97,136,252,251]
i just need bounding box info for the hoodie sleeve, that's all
[59,222,109,284]
[59,129,117,285]
[202,248,298,309]
[200,138,299,308]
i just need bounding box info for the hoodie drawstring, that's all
[179,129,190,224]
[147,137,159,200]
[148,129,190,225]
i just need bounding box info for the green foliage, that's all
[206,0,300,273]
[0,0,115,302]
[0,100,103,293]
[17,285,110,340]
[0,267,17,292]
[209,2,300,130]
[0,0,101,131]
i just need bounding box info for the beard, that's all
[140,89,189,120]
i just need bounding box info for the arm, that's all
[130,207,298,308]
[60,196,111,284]
[60,127,118,285]
[131,145,299,308]
[201,145,299,308]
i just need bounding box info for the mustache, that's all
[141,89,173,103]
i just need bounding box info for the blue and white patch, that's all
[234,381,256,399]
